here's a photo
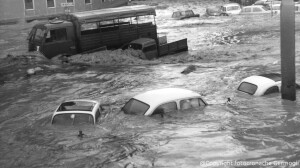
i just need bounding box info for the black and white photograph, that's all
[1,0,300,167]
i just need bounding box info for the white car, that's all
[237,73,299,96]
[241,5,271,14]
[122,88,207,116]
[51,99,101,125]
[206,3,241,16]
[221,3,242,15]
[269,3,300,14]
[270,4,281,13]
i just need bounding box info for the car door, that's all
[41,26,76,59]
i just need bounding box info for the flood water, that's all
[1,1,300,167]
[1,60,300,168]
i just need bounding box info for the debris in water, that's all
[181,65,196,74]
[78,130,85,139]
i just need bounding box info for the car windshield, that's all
[57,101,95,112]
[52,113,94,125]
[128,43,143,50]
[238,82,258,95]
[122,98,150,115]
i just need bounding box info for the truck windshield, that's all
[128,43,143,50]
[122,98,150,115]
[34,28,46,43]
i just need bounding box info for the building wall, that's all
[0,0,24,23]
[0,0,128,23]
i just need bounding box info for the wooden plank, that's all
[280,0,296,100]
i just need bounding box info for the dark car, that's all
[172,10,200,20]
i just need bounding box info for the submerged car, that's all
[51,99,101,125]
[172,10,200,20]
[237,73,299,96]
[206,3,242,16]
[241,5,271,15]
[122,88,207,116]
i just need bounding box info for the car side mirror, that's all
[152,108,164,118]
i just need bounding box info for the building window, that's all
[85,0,91,4]
[24,0,34,10]
[67,0,74,3]
[47,0,55,8]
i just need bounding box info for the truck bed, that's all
[158,38,188,57]
[80,23,157,52]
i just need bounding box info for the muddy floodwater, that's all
[1,0,300,167]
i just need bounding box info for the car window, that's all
[172,11,181,17]
[221,6,226,12]
[253,7,262,12]
[180,98,206,110]
[154,101,177,113]
[52,113,94,125]
[243,7,252,13]
[262,6,269,11]
[57,101,95,112]
[272,6,280,10]
[227,6,240,11]
[238,82,258,95]
[122,98,150,115]
[264,86,279,95]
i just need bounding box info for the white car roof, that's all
[63,99,100,104]
[134,88,202,115]
[134,88,201,104]
[241,76,279,96]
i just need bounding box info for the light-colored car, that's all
[206,3,242,16]
[241,5,271,14]
[122,88,207,116]
[270,3,281,13]
[237,73,300,96]
[51,99,101,125]
[269,3,300,14]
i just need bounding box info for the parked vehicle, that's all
[51,99,102,125]
[27,5,188,59]
[122,88,207,116]
[264,3,300,14]
[240,5,271,14]
[126,37,188,60]
[206,3,242,16]
[270,3,281,13]
[237,73,300,96]
[172,10,200,20]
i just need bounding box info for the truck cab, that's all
[128,38,158,60]
[28,20,76,59]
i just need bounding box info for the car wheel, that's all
[220,13,229,16]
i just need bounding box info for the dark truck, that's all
[27,5,188,60]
